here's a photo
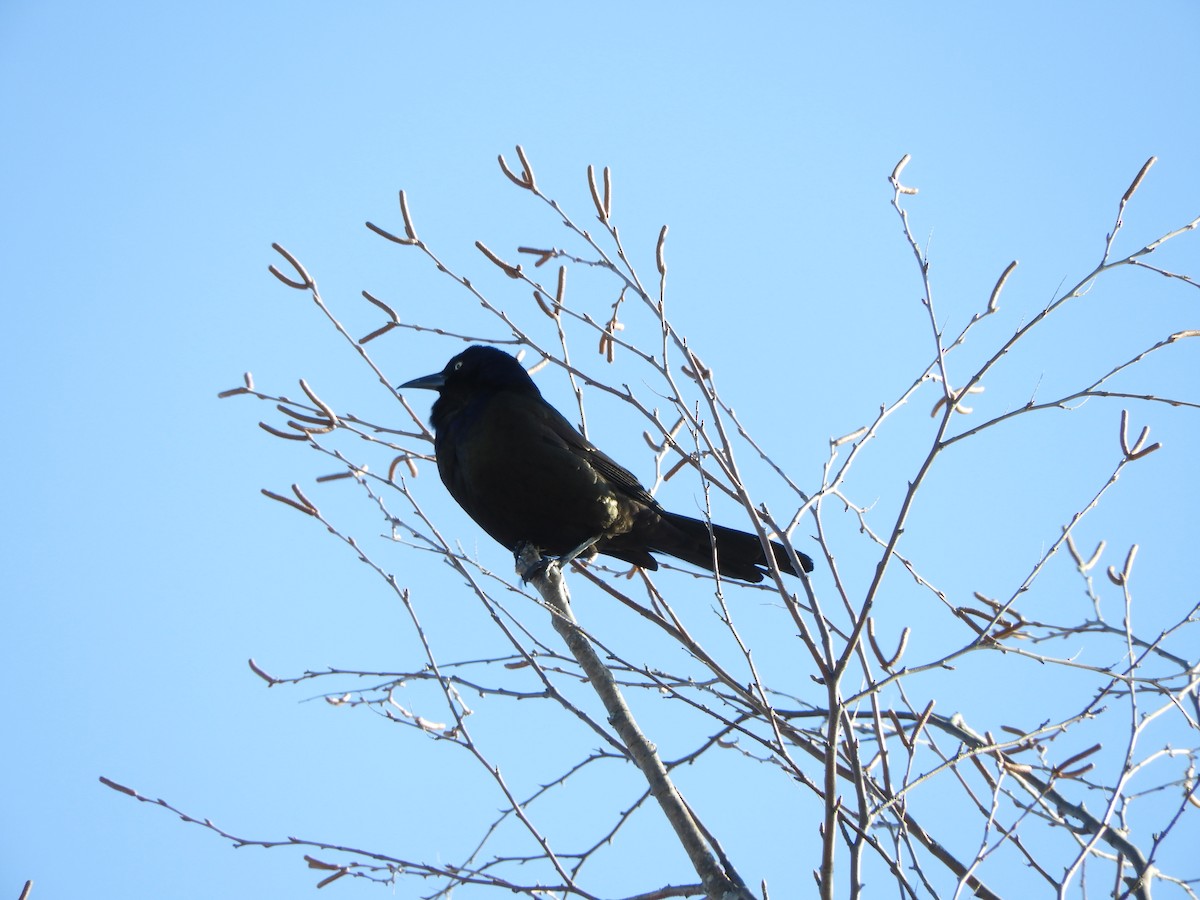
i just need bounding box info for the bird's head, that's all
[399,346,539,428]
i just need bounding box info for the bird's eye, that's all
[453,361,464,371]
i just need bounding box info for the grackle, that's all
[400,346,813,583]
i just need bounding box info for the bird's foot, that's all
[514,541,556,584]
[513,537,600,584]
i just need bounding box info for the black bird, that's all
[400,346,813,583]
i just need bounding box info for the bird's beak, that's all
[398,372,445,392]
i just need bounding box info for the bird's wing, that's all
[535,400,661,508]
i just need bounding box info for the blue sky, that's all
[4,3,1198,898]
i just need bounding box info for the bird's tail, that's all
[648,512,813,583]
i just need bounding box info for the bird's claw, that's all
[514,541,557,584]
[514,537,601,584]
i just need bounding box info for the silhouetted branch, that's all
[161,150,1200,897]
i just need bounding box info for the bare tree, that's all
[105,149,1200,899]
